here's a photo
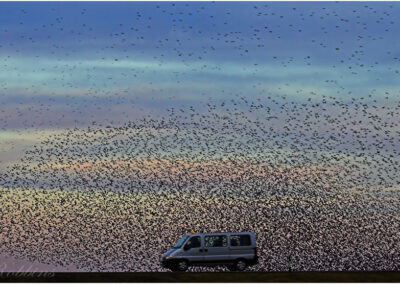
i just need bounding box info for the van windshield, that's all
[173,235,189,249]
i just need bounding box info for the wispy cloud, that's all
[1,56,399,101]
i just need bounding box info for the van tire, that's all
[234,259,247,271]
[175,260,188,272]
[227,264,237,271]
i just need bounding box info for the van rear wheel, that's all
[235,260,247,271]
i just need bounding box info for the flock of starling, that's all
[0,2,399,272]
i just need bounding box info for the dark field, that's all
[2,272,400,283]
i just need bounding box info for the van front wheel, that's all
[175,260,188,272]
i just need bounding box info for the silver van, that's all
[161,232,258,271]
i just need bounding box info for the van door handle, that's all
[204,249,208,252]
[199,249,203,252]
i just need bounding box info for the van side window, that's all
[204,235,227,247]
[187,236,201,248]
[230,235,251,246]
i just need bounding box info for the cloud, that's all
[1,55,399,102]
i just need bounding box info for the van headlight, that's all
[166,254,174,259]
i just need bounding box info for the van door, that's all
[182,235,204,263]
[229,234,254,260]
[203,235,230,262]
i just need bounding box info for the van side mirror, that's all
[184,243,192,251]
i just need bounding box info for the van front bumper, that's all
[161,259,176,269]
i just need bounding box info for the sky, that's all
[1,2,400,126]
[0,1,399,170]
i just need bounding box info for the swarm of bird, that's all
[1,96,400,271]
[0,2,400,272]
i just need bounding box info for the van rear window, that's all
[204,235,227,247]
[230,235,251,246]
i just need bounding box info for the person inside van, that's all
[231,238,239,246]
[214,237,223,247]
[187,236,201,248]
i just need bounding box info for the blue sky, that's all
[0,1,399,131]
